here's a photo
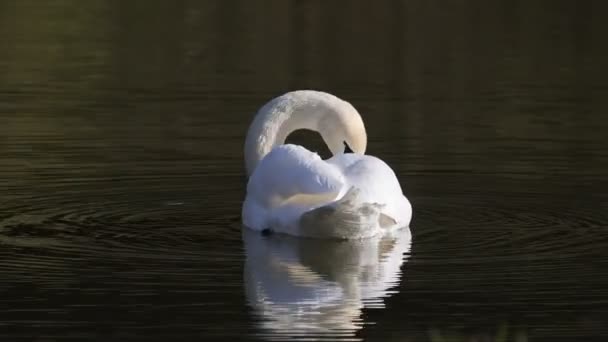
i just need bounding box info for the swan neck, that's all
[244,91,363,176]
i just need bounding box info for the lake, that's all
[1,1,607,341]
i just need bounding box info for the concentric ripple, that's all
[0,190,244,294]
[412,197,608,263]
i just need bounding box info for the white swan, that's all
[243,90,412,239]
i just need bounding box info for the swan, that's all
[243,90,412,239]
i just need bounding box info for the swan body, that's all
[243,90,412,239]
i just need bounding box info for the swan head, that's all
[344,125,367,155]
[319,100,367,156]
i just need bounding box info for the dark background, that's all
[1,1,607,341]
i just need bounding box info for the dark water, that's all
[2,1,608,341]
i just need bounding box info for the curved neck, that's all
[244,91,353,176]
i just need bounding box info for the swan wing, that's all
[326,153,412,228]
[247,144,346,208]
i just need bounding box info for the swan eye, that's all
[344,142,354,153]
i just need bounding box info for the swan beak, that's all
[344,142,354,154]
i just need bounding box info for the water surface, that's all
[1,1,608,341]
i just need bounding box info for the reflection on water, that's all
[1,0,608,340]
[244,229,411,340]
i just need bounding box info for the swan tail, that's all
[298,187,393,239]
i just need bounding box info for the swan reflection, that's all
[243,228,411,340]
